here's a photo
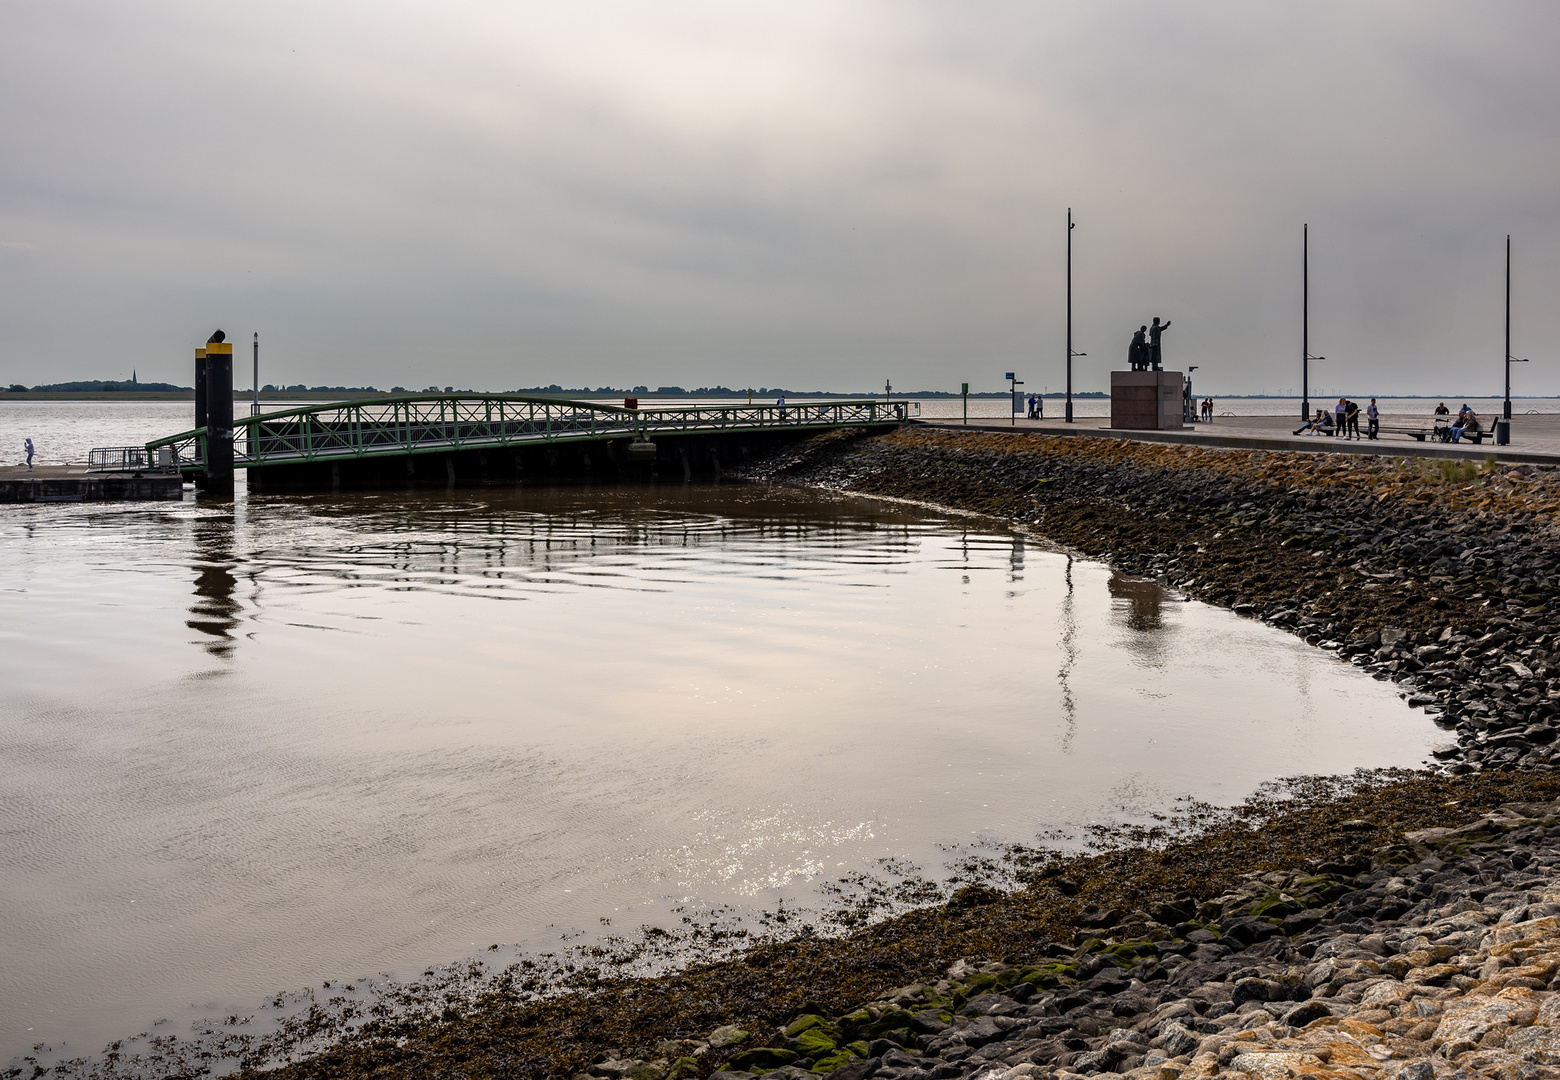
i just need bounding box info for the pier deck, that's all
[0,465,185,503]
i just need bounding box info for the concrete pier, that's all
[0,465,183,504]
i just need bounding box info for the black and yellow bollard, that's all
[201,341,235,495]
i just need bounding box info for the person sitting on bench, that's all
[1450,406,1482,443]
[1294,409,1331,436]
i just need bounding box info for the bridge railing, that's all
[146,394,912,472]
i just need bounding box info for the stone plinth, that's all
[1110,370,1184,430]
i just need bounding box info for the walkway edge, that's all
[912,419,1560,466]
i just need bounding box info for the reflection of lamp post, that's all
[1066,208,1076,423]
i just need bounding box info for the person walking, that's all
[1366,398,1380,440]
[1344,398,1361,440]
[1334,397,1347,438]
[24,437,33,470]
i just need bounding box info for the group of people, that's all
[1293,397,1381,440]
[1196,397,1214,423]
[1433,402,1483,443]
[1025,394,1044,419]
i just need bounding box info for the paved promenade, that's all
[918,411,1560,465]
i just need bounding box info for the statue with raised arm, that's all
[1148,316,1171,370]
[1129,326,1148,371]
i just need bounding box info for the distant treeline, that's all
[7,380,192,392]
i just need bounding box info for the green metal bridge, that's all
[144,393,913,476]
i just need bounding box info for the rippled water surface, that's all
[0,480,1439,1062]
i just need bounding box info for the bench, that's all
[1373,423,1489,444]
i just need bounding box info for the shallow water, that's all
[0,476,1444,1063]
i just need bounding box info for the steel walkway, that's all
[145,393,912,474]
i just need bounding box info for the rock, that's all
[709,1025,750,1050]
[1279,1000,1331,1027]
[727,1047,800,1071]
[1160,1023,1200,1058]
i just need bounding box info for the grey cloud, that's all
[1,0,1557,394]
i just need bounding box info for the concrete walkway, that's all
[917,412,1560,466]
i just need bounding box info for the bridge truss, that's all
[145,394,913,474]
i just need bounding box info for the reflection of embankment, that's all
[736,425,1560,778]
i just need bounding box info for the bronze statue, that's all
[1148,317,1170,370]
[1129,326,1149,371]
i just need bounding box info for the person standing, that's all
[24,437,33,470]
[1344,398,1361,440]
[1334,397,1347,438]
[1366,398,1380,440]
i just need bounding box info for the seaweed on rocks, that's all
[230,773,1560,1079]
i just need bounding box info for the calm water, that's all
[0,401,1447,1064]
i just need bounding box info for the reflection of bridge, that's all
[145,394,912,489]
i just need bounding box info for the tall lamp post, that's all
[1505,235,1528,421]
[252,331,261,416]
[1301,224,1310,421]
[1066,208,1075,423]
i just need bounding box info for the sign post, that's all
[961,382,968,425]
[1007,372,1024,427]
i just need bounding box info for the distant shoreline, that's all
[1,391,1555,403]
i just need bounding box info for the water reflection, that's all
[1057,554,1077,752]
[1108,571,1165,632]
[1107,571,1174,670]
[188,515,240,657]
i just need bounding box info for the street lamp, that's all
[1505,234,1525,421]
[1305,353,1325,412]
[1301,224,1311,421]
[1066,208,1076,423]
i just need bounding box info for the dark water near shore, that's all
[0,481,1438,1064]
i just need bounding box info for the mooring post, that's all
[194,347,208,435]
[201,341,235,495]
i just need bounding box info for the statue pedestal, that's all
[1110,370,1184,430]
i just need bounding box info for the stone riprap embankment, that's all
[585,800,1560,1080]
[733,426,1560,776]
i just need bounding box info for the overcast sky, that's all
[2,1,1557,394]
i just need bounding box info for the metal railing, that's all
[88,446,150,472]
[145,394,912,473]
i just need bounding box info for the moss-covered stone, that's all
[728,1047,799,1071]
[665,1057,702,1080]
[784,1014,833,1038]
[791,1028,838,1058]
